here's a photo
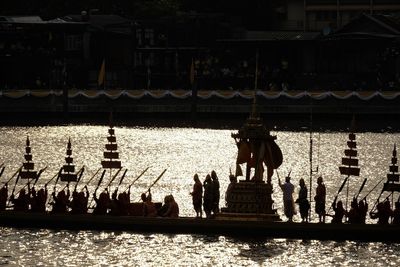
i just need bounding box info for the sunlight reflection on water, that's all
[0,126,399,266]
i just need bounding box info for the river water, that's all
[0,125,399,266]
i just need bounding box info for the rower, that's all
[10,188,29,212]
[357,199,368,224]
[70,186,89,214]
[331,200,346,224]
[370,200,392,225]
[35,185,48,213]
[142,190,157,217]
[0,183,8,211]
[50,188,70,213]
[93,189,110,215]
[161,194,179,218]
[346,198,358,224]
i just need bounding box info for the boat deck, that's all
[0,211,399,242]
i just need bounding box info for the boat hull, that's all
[0,211,399,242]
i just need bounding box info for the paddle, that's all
[354,178,367,200]
[361,176,385,201]
[0,166,5,179]
[137,169,167,201]
[84,167,102,187]
[3,165,23,185]
[112,169,128,195]
[15,166,47,196]
[88,169,107,208]
[45,167,63,187]
[73,166,85,192]
[8,171,21,206]
[123,167,150,192]
[105,167,122,189]
[328,176,349,214]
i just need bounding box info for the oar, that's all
[88,169,107,208]
[15,167,46,196]
[3,165,23,185]
[73,166,85,192]
[45,167,63,187]
[354,178,367,200]
[361,176,385,201]
[8,171,21,205]
[113,169,128,195]
[105,167,122,189]
[328,176,349,214]
[138,169,167,200]
[0,166,5,179]
[123,167,150,192]
[84,167,102,186]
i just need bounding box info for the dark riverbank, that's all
[0,89,399,131]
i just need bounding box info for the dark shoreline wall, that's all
[0,91,399,131]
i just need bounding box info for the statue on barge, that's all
[220,100,283,221]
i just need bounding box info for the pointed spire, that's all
[67,137,71,150]
[109,111,114,129]
[350,114,356,133]
[26,136,30,147]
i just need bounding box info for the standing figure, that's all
[211,170,220,215]
[295,178,310,222]
[203,174,214,218]
[190,174,203,218]
[370,200,392,225]
[357,199,368,224]
[35,185,48,213]
[0,183,8,211]
[314,176,326,223]
[278,175,295,222]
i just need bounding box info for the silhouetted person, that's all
[331,200,346,224]
[211,170,220,215]
[51,188,70,213]
[203,174,213,218]
[142,191,157,217]
[35,185,48,213]
[357,199,368,224]
[370,200,392,225]
[279,175,295,222]
[347,198,358,224]
[10,188,29,212]
[190,174,203,218]
[0,183,8,211]
[162,195,179,218]
[295,178,310,222]
[315,176,326,223]
[93,189,110,215]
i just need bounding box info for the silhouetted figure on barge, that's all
[142,191,157,217]
[190,174,203,218]
[0,183,8,211]
[70,186,89,214]
[295,178,310,222]
[161,195,179,218]
[278,175,295,222]
[93,189,110,215]
[51,188,70,213]
[392,202,400,225]
[347,198,358,224]
[370,200,392,225]
[203,174,214,218]
[357,199,368,224]
[331,200,346,224]
[10,188,29,212]
[211,170,220,215]
[315,176,326,223]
